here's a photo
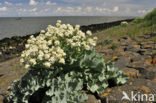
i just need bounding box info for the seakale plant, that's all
[6,20,129,103]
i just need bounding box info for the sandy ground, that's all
[0,58,27,102]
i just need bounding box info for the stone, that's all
[114,57,131,68]
[0,95,4,103]
[99,79,156,102]
[119,67,139,78]
[127,66,156,80]
[153,56,156,64]
[142,44,154,49]
[123,44,140,52]
[84,94,101,103]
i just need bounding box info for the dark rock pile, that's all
[91,33,156,103]
[80,19,134,33]
[0,33,39,62]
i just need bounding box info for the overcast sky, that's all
[0,0,155,17]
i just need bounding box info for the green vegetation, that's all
[144,8,156,25]
[95,8,156,41]
[97,39,113,46]
[7,51,128,103]
[133,17,144,23]
[108,43,118,50]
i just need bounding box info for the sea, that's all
[0,16,133,40]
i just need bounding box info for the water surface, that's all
[0,16,133,40]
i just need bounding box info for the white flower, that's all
[40,30,45,34]
[62,52,66,56]
[45,54,50,59]
[76,42,81,47]
[25,44,30,49]
[45,32,51,36]
[21,53,25,57]
[67,39,73,44]
[27,39,31,43]
[20,58,24,64]
[41,44,48,50]
[54,40,60,45]
[79,32,85,38]
[25,64,30,69]
[57,20,61,24]
[84,45,90,50]
[44,50,49,54]
[58,32,64,37]
[93,37,98,40]
[61,24,67,29]
[30,35,34,39]
[47,40,52,45]
[59,58,65,64]
[44,62,51,68]
[86,30,92,36]
[50,57,55,63]
[39,50,44,56]
[52,51,56,55]
[38,55,43,60]
[20,20,97,70]
[71,42,76,47]
[29,59,36,65]
[75,25,80,29]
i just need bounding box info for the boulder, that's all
[99,79,156,103]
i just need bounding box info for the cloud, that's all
[29,0,38,6]
[113,6,119,12]
[19,8,37,12]
[0,7,7,11]
[137,9,152,14]
[5,1,12,6]
[0,0,155,17]
[46,1,57,6]
[86,6,92,12]
[138,10,146,14]
[30,8,37,12]
[16,3,23,6]
[0,3,1,5]
[95,7,111,13]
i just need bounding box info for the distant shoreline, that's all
[80,18,134,33]
[0,18,134,62]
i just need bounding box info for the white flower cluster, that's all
[121,21,128,27]
[20,20,97,69]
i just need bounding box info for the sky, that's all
[0,0,155,17]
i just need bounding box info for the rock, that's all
[98,49,113,60]
[114,57,131,68]
[99,79,156,102]
[141,70,156,80]
[118,36,133,46]
[124,51,140,60]
[127,65,156,80]
[123,43,140,52]
[153,55,156,64]
[128,55,152,68]
[84,94,101,103]
[119,67,139,78]
[0,95,4,103]
[142,44,154,49]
